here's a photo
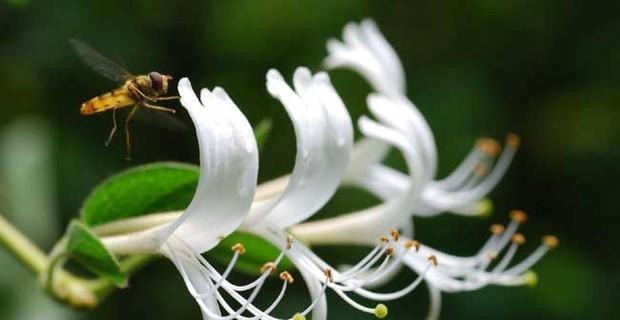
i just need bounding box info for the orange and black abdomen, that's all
[80,87,137,115]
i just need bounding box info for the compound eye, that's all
[149,71,163,92]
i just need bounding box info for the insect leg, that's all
[128,83,157,102]
[143,102,176,114]
[154,95,180,101]
[124,105,139,159]
[105,108,119,146]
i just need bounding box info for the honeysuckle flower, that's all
[325,19,518,217]
[287,19,558,319]
[99,79,258,255]
[99,78,260,319]
[88,19,557,320]
[96,68,434,320]
[236,67,436,320]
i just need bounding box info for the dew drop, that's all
[296,178,305,187]
[245,140,256,153]
[238,180,250,196]
[336,136,346,147]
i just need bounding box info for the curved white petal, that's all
[291,115,425,244]
[325,19,405,96]
[326,20,516,217]
[342,137,390,184]
[157,78,258,253]
[245,67,353,228]
[324,19,518,218]
[366,94,437,182]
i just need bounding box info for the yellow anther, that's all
[286,234,294,250]
[511,233,526,245]
[380,236,390,243]
[374,303,388,319]
[390,228,400,242]
[428,255,438,266]
[506,133,521,149]
[260,262,277,274]
[543,235,559,249]
[324,268,334,283]
[404,240,420,252]
[487,252,498,261]
[490,224,505,235]
[386,246,395,256]
[279,271,294,284]
[510,210,528,224]
[231,243,246,254]
[292,313,306,320]
[477,137,502,157]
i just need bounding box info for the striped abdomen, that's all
[80,87,137,115]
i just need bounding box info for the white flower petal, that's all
[338,75,513,217]
[291,116,424,243]
[358,19,405,90]
[325,19,405,96]
[366,94,438,181]
[158,78,258,253]
[245,68,352,228]
[343,137,390,185]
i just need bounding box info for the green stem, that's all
[0,213,157,309]
[42,254,156,309]
[0,214,49,274]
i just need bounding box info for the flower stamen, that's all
[279,271,294,284]
[389,228,400,242]
[232,243,246,254]
[477,137,502,157]
[261,262,277,274]
[404,239,420,252]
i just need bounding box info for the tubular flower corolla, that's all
[289,19,558,319]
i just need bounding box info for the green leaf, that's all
[81,162,199,226]
[253,118,272,152]
[65,220,126,286]
[207,231,294,275]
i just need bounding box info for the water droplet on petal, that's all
[245,141,255,153]
[297,178,305,187]
[336,136,346,147]
[238,180,250,196]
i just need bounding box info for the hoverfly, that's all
[70,39,179,158]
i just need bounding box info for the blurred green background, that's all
[1,0,618,319]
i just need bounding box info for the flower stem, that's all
[0,213,49,274]
[0,213,156,309]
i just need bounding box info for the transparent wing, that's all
[69,39,133,82]
[134,107,188,132]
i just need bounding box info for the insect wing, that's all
[134,107,188,132]
[70,39,134,82]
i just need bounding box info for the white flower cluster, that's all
[99,19,557,320]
